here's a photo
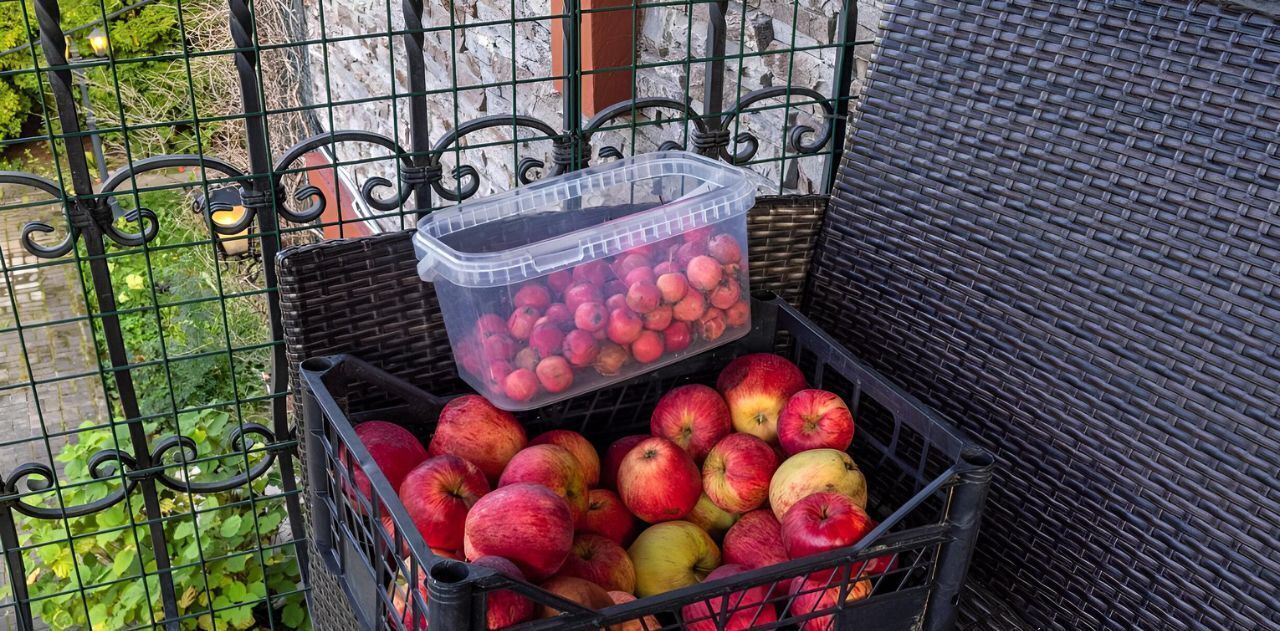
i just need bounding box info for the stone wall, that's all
[299,0,881,224]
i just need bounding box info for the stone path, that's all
[0,186,109,630]
[0,187,108,472]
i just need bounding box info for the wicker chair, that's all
[280,0,1279,628]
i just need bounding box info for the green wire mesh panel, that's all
[0,0,870,628]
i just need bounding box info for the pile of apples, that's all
[352,353,879,630]
[453,226,751,403]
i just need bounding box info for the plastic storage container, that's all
[301,294,994,631]
[414,151,756,410]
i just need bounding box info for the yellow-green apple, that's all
[722,509,788,570]
[769,449,867,520]
[649,384,732,462]
[498,444,589,525]
[351,421,428,500]
[530,429,601,487]
[787,570,872,631]
[680,564,778,631]
[777,389,855,456]
[429,395,527,483]
[780,492,875,559]
[470,555,536,629]
[628,521,721,597]
[687,493,738,540]
[702,433,778,513]
[464,483,574,580]
[557,533,637,594]
[582,489,637,546]
[617,437,702,523]
[397,455,490,552]
[717,354,808,443]
[601,435,647,489]
[537,575,613,618]
[606,592,661,631]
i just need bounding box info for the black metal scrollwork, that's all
[272,130,418,216]
[720,86,835,164]
[1,450,138,519]
[583,97,705,161]
[429,114,563,201]
[151,423,279,494]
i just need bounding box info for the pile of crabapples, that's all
[454,226,750,403]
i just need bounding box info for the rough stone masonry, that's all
[300,0,881,223]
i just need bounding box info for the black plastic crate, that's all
[301,294,993,630]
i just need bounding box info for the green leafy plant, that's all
[2,189,308,629]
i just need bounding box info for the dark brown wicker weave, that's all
[806,0,1279,629]
[278,195,827,630]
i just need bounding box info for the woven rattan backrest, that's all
[807,0,1279,628]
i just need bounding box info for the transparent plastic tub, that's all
[413,151,756,410]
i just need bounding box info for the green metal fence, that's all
[0,0,870,627]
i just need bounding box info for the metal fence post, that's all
[821,0,860,191]
[923,448,995,630]
[32,1,182,627]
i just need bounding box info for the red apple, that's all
[528,323,565,360]
[702,433,778,513]
[350,421,428,506]
[717,353,808,443]
[623,267,655,288]
[628,521,720,597]
[515,284,552,310]
[605,293,628,312]
[601,435,647,489]
[698,307,727,341]
[777,389,855,456]
[457,334,484,376]
[558,533,636,593]
[631,330,664,363]
[530,429,600,487]
[722,509,788,569]
[507,306,541,340]
[657,272,689,303]
[562,329,601,367]
[572,260,612,286]
[653,261,676,276]
[471,555,537,629]
[781,492,875,559]
[606,307,644,345]
[565,282,604,312]
[617,437,702,523]
[476,313,508,338]
[680,564,777,631]
[708,234,742,265]
[574,302,609,332]
[514,347,539,372]
[664,321,693,352]
[464,483,574,580]
[594,342,629,377]
[582,489,636,545]
[480,360,513,394]
[683,226,713,243]
[547,270,573,295]
[672,291,707,322]
[725,300,750,327]
[686,255,723,291]
[769,449,868,519]
[649,384,732,462]
[642,306,673,331]
[544,303,574,330]
[535,356,575,394]
[614,253,650,278]
[537,575,613,618]
[498,444,589,525]
[398,455,490,552]
[709,279,741,310]
[429,395,526,483]
[625,281,661,313]
[676,240,708,268]
[482,333,517,362]
[504,368,540,403]
[787,571,872,631]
